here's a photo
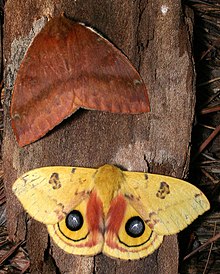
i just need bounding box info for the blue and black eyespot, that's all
[65,210,84,231]
[125,216,145,238]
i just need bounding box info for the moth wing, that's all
[12,166,96,224]
[47,191,104,256]
[121,171,210,235]
[103,194,163,260]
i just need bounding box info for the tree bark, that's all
[3,0,195,273]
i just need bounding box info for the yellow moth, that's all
[12,164,210,260]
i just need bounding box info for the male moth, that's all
[13,164,210,260]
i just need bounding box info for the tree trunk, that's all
[3,0,195,273]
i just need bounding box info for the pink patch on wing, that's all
[105,194,127,248]
[86,191,104,246]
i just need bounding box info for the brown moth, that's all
[11,16,150,147]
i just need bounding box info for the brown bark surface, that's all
[3,0,195,273]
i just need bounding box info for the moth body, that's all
[93,164,124,216]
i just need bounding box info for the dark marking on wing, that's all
[124,193,141,201]
[145,212,159,229]
[156,181,170,199]
[124,193,134,200]
[49,173,61,189]
[194,193,201,198]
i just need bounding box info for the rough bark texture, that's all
[3,0,195,273]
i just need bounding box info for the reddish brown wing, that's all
[11,16,150,147]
